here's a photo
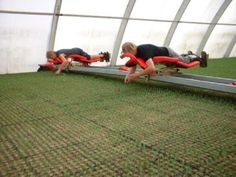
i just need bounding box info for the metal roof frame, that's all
[111,0,136,66]
[164,0,190,46]
[48,0,62,50]
[196,0,232,55]
[0,0,235,60]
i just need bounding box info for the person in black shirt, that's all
[121,42,208,83]
[46,48,110,75]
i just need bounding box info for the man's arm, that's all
[55,54,69,75]
[124,58,156,83]
[124,65,136,83]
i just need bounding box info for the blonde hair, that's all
[46,51,56,59]
[122,42,137,54]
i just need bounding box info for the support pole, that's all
[110,0,136,66]
[48,0,62,50]
[196,0,232,55]
[164,0,190,46]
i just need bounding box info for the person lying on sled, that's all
[121,42,208,84]
[46,47,110,75]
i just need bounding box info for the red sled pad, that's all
[153,56,200,68]
[120,53,200,69]
[120,53,148,69]
[47,57,63,64]
[67,54,100,63]
[38,57,63,71]
[38,63,56,71]
[38,54,101,71]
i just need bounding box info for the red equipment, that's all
[120,53,200,70]
[38,54,102,71]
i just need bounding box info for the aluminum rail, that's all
[69,66,236,94]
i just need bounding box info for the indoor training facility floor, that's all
[0,71,235,176]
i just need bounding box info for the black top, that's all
[56,48,91,59]
[136,44,169,61]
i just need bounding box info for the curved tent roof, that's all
[0,0,235,73]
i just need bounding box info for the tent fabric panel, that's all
[54,17,122,66]
[0,0,55,13]
[205,25,236,58]
[0,14,52,74]
[130,0,183,20]
[60,0,128,17]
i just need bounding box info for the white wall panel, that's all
[219,0,236,23]
[205,25,236,58]
[170,24,209,54]
[61,0,128,17]
[0,0,55,12]
[181,0,224,23]
[130,0,183,20]
[54,17,122,66]
[0,14,52,73]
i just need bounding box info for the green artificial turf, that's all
[0,69,235,176]
[178,57,236,79]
